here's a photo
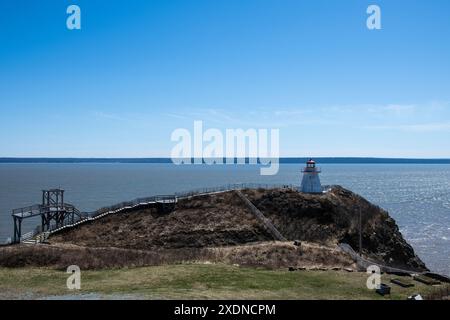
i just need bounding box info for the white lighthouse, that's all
[300,159,323,193]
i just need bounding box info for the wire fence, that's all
[175,183,298,199]
[93,195,175,216]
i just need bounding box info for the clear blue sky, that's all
[1,0,450,158]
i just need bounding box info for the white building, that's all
[300,159,323,193]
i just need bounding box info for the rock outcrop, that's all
[49,186,427,272]
[243,186,427,271]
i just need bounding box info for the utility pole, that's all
[359,205,362,255]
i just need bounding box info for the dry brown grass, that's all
[424,285,450,300]
[50,192,272,250]
[0,241,355,271]
[205,241,355,269]
[0,244,215,270]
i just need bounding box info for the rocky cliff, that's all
[242,186,427,271]
[49,186,427,272]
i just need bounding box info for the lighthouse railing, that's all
[301,166,321,173]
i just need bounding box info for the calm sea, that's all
[1,163,449,276]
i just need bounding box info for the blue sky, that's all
[1,0,450,157]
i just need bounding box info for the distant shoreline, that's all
[1,157,450,164]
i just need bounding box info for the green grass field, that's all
[0,264,440,300]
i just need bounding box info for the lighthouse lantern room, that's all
[300,159,323,193]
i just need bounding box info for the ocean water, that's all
[0,163,449,276]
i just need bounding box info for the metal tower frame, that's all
[12,189,81,243]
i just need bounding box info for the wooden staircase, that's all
[235,190,287,241]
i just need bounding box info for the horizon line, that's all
[1,157,450,164]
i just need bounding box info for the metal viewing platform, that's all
[11,189,177,244]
